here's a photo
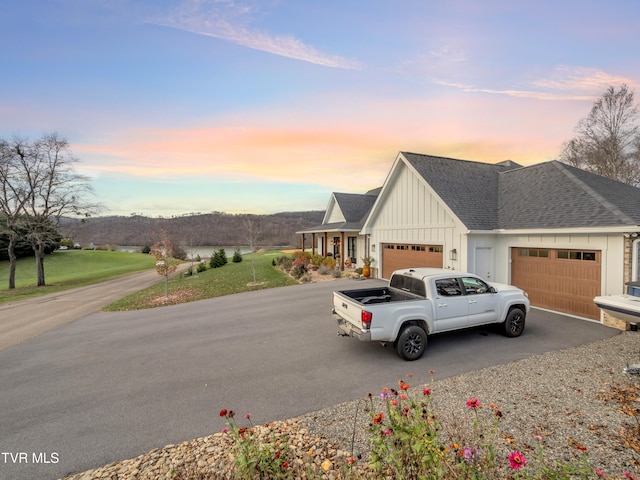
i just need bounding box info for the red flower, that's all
[422,387,432,396]
[372,413,385,424]
[508,451,527,470]
[275,451,281,459]
[466,398,481,409]
[219,409,228,417]
[281,461,289,469]
[400,382,410,391]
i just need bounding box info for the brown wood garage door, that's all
[381,243,443,278]
[511,247,601,319]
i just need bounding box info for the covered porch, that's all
[297,225,367,271]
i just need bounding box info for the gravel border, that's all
[62,331,640,479]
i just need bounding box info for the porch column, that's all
[301,234,305,253]
[312,233,316,255]
[340,231,345,270]
[324,232,328,258]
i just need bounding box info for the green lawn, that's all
[0,249,297,308]
[103,251,297,310]
[0,250,156,304]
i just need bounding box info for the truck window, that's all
[411,278,426,297]
[390,274,410,291]
[461,277,490,295]
[435,278,462,296]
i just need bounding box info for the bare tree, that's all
[560,84,640,185]
[242,215,263,252]
[12,133,99,286]
[0,137,33,288]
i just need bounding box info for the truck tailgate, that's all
[332,291,365,329]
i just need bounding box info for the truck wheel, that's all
[395,325,427,361]
[502,308,525,337]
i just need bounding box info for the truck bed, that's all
[336,286,424,305]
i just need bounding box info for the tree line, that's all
[57,210,324,252]
[0,133,97,288]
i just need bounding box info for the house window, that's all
[384,244,395,250]
[429,246,443,253]
[520,249,549,258]
[557,250,596,261]
[412,245,425,251]
[397,245,409,250]
[347,237,357,259]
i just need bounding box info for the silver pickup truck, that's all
[333,268,530,361]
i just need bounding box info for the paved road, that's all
[0,277,620,480]
[0,269,172,352]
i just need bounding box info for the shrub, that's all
[196,262,207,273]
[318,265,332,275]
[232,248,243,263]
[291,257,309,278]
[210,248,228,268]
[141,245,151,254]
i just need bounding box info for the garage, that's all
[381,243,443,278]
[511,247,601,319]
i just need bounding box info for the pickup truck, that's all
[333,268,530,361]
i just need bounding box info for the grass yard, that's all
[103,251,297,310]
[0,250,156,304]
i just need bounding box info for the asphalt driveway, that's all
[0,277,620,480]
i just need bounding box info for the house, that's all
[297,188,379,270]
[299,151,640,326]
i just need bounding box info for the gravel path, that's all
[61,331,640,479]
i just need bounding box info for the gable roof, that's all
[401,152,521,230]
[499,161,640,229]
[297,189,379,234]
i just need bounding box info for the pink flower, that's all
[422,387,431,396]
[466,398,481,409]
[221,427,230,433]
[244,413,252,419]
[623,473,638,480]
[508,451,526,470]
[595,469,606,477]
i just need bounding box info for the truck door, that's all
[461,276,499,325]
[433,278,469,331]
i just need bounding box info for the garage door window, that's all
[557,250,597,261]
[519,249,549,257]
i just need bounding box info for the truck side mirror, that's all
[488,286,497,294]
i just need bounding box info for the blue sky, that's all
[1,0,639,217]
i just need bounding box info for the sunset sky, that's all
[2,1,639,217]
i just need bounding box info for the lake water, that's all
[118,246,253,260]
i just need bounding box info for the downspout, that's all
[632,237,640,282]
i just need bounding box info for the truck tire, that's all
[395,325,427,361]
[502,308,525,337]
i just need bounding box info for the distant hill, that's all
[58,211,325,249]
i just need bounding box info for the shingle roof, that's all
[296,189,378,234]
[404,152,640,230]
[499,161,640,229]
[333,192,377,223]
[401,152,521,230]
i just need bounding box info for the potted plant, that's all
[361,256,374,278]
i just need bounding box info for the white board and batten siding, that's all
[364,161,466,278]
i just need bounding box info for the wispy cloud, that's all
[435,66,637,101]
[151,0,363,70]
